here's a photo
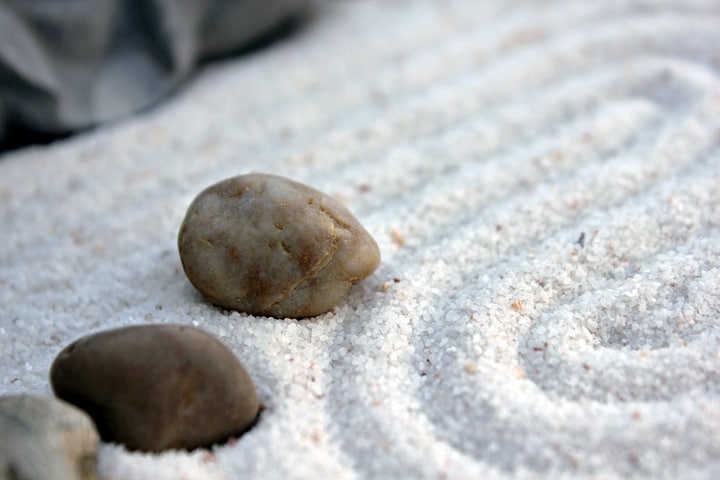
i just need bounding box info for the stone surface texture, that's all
[0,394,99,480]
[50,325,260,453]
[178,173,381,318]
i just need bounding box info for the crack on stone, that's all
[266,206,343,313]
[318,204,352,231]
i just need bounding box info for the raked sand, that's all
[1,1,720,478]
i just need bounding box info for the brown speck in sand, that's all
[391,227,406,247]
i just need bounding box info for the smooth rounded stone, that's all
[178,173,381,318]
[50,324,260,453]
[0,394,99,480]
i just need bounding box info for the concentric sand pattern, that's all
[1,1,719,478]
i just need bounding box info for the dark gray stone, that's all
[50,324,260,453]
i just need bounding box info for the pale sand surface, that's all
[1,1,720,478]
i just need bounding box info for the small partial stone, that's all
[178,173,381,318]
[50,324,260,452]
[0,394,99,480]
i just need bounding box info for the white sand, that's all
[2,1,720,478]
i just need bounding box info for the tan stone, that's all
[178,173,380,318]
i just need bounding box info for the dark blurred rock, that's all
[0,0,311,151]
